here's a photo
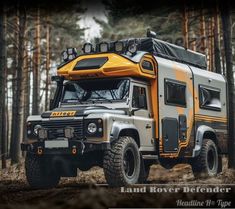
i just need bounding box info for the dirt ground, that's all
[0,158,235,209]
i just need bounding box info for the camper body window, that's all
[165,79,186,107]
[199,85,221,111]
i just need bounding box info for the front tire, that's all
[25,153,60,189]
[191,139,219,178]
[103,136,140,187]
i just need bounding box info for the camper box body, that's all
[155,55,227,158]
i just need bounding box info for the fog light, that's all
[34,124,42,135]
[38,129,48,139]
[64,127,74,139]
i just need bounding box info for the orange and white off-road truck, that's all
[21,31,228,188]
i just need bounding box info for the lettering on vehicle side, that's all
[50,111,76,117]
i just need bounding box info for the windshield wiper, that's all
[91,91,113,103]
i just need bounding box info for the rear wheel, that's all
[191,139,219,178]
[25,153,60,189]
[103,136,140,186]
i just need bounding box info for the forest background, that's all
[0,0,234,169]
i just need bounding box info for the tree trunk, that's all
[210,17,215,72]
[32,8,40,115]
[22,26,30,158]
[0,4,7,168]
[220,0,235,168]
[182,2,189,49]
[199,9,206,53]
[45,16,50,111]
[214,3,222,74]
[10,11,19,164]
[11,5,26,164]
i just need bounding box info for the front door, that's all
[131,84,155,152]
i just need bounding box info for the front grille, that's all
[41,120,83,139]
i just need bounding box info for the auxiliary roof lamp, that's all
[82,43,93,54]
[62,47,78,62]
[114,41,124,53]
[97,42,109,53]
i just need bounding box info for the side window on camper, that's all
[199,85,221,111]
[165,79,186,107]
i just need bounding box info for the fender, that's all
[110,121,139,144]
[192,125,216,157]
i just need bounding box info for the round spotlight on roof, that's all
[114,41,124,53]
[67,47,77,55]
[67,47,77,60]
[99,42,109,53]
[82,43,93,54]
[127,42,137,54]
[61,47,78,62]
[62,50,69,62]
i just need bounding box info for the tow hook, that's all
[72,146,77,155]
[37,147,43,155]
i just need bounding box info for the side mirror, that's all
[138,94,146,109]
[49,99,54,110]
[51,75,64,84]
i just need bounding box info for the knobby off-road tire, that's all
[103,136,141,187]
[25,153,60,189]
[191,139,219,178]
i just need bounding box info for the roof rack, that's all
[122,38,207,69]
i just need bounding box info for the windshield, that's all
[61,78,130,104]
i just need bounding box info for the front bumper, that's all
[21,140,110,155]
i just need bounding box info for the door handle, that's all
[146,124,151,129]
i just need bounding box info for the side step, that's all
[142,155,158,160]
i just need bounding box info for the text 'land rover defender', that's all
[21,33,228,188]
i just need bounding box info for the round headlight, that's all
[99,42,109,52]
[114,41,124,53]
[34,124,42,135]
[83,43,93,53]
[87,123,97,134]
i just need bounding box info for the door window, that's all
[132,86,147,109]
